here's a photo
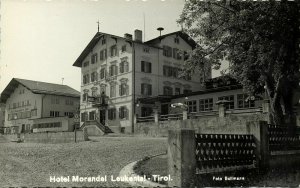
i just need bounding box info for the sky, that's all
[0,0,224,93]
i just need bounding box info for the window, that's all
[91,53,98,64]
[91,72,98,82]
[141,61,151,73]
[163,66,171,77]
[108,108,116,120]
[109,65,118,76]
[120,60,129,73]
[174,37,179,44]
[183,70,192,81]
[143,47,149,53]
[163,86,173,96]
[184,51,189,60]
[89,111,96,120]
[218,95,234,110]
[81,112,87,122]
[50,111,59,117]
[172,48,181,60]
[82,93,88,102]
[199,98,213,111]
[183,89,192,94]
[141,83,152,96]
[100,68,106,79]
[163,66,179,78]
[51,98,59,104]
[83,74,90,84]
[110,45,118,57]
[237,94,255,108]
[100,49,107,61]
[141,107,153,117]
[119,83,129,96]
[100,86,106,94]
[31,109,37,116]
[186,100,197,113]
[102,39,106,45]
[83,61,89,67]
[110,85,116,98]
[64,112,74,117]
[66,99,74,105]
[92,90,97,97]
[163,45,172,57]
[121,45,126,52]
[175,88,181,95]
[119,106,128,120]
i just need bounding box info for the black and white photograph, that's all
[0,0,300,187]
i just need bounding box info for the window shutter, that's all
[141,84,145,95]
[126,85,129,95]
[119,108,121,119]
[149,84,152,95]
[126,108,129,120]
[116,66,118,75]
[173,48,176,58]
[141,61,145,72]
[126,62,129,72]
[149,63,152,73]
[119,85,121,96]
[104,49,107,59]
[120,63,122,73]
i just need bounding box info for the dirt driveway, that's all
[0,136,167,187]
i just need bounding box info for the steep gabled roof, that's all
[0,78,80,103]
[73,31,197,68]
[73,32,103,67]
[144,31,198,49]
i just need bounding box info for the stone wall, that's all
[134,113,268,137]
[23,131,85,143]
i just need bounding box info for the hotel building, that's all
[73,29,211,133]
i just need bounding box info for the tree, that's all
[179,0,300,126]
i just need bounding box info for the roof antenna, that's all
[157,27,164,37]
[97,20,100,32]
[143,13,146,41]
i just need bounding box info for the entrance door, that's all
[161,104,169,115]
[99,110,106,125]
[21,124,25,133]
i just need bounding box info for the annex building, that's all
[0,78,80,134]
[73,30,211,133]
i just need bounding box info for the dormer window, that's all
[174,37,179,44]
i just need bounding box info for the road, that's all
[0,136,167,187]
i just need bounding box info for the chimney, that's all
[124,33,133,40]
[134,29,143,42]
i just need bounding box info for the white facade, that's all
[74,30,210,133]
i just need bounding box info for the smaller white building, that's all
[0,78,80,134]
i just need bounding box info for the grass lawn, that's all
[134,154,300,187]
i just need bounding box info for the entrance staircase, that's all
[81,119,113,134]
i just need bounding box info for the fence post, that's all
[154,109,159,123]
[182,109,188,120]
[83,127,89,141]
[168,129,196,187]
[218,103,225,117]
[246,121,269,170]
